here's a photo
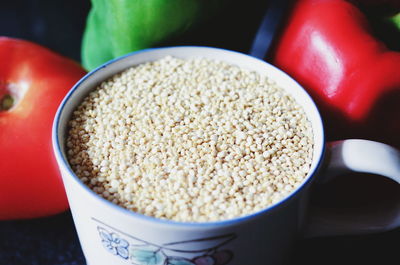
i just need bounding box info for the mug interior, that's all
[53,46,325,225]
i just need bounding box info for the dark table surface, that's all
[1,1,399,264]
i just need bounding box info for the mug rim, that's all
[52,46,326,227]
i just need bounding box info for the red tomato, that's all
[0,37,86,220]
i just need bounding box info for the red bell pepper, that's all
[271,0,400,148]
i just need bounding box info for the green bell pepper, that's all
[82,0,225,70]
[391,12,400,29]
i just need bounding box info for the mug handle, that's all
[305,139,400,237]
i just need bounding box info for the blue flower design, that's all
[93,218,236,264]
[98,227,129,259]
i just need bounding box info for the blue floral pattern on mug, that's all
[98,227,129,259]
[94,218,236,265]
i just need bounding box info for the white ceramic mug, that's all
[52,47,400,265]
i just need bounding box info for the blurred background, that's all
[0,0,399,264]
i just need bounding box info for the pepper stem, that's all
[0,94,14,111]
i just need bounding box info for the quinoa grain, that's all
[66,56,314,222]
